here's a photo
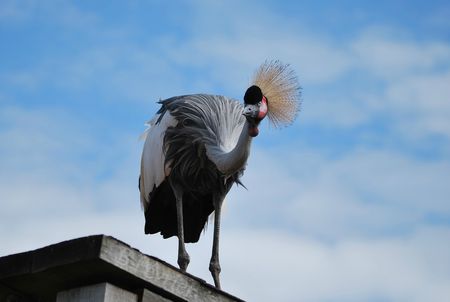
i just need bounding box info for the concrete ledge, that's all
[0,235,244,302]
[56,283,138,302]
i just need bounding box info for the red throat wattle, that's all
[248,125,259,137]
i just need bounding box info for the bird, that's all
[139,60,301,289]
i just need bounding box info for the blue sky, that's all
[1,1,450,301]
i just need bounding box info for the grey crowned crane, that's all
[139,60,301,289]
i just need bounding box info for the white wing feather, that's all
[140,112,177,210]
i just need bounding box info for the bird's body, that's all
[139,60,301,289]
[140,95,249,243]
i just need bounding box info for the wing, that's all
[140,95,246,242]
[139,110,178,211]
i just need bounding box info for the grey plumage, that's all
[143,94,246,243]
[162,94,247,184]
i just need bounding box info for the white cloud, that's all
[1,44,187,105]
[227,147,450,241]
[0,0,98,28]
[0,106,91,173]
[300,92,373,129]
[299,30,450,143]
[189,33,351,86]
[352,27,450,79]
[385,71,450,138]
[221,227,450,302]
[0,104,141,233]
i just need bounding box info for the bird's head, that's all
[243,85,268,137]
[243,60,302,138]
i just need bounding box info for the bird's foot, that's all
[209,258,221,289]
[178,250,190,272]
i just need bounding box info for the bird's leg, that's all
[172,184,190,271]
[209,196,224,289]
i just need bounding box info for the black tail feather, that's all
[144,180,214,243]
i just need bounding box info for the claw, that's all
[178,249,190,272]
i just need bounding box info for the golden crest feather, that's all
[252,60,301,127]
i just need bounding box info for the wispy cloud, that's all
[222,227,450,302]
[0,0,98,27]
[229,147,450,240]
[385,71,450,138]
[1,1,450,301]
[352,27,450,79]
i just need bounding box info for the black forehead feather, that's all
[244,85,263,105]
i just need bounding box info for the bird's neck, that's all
[206,121,253,176]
